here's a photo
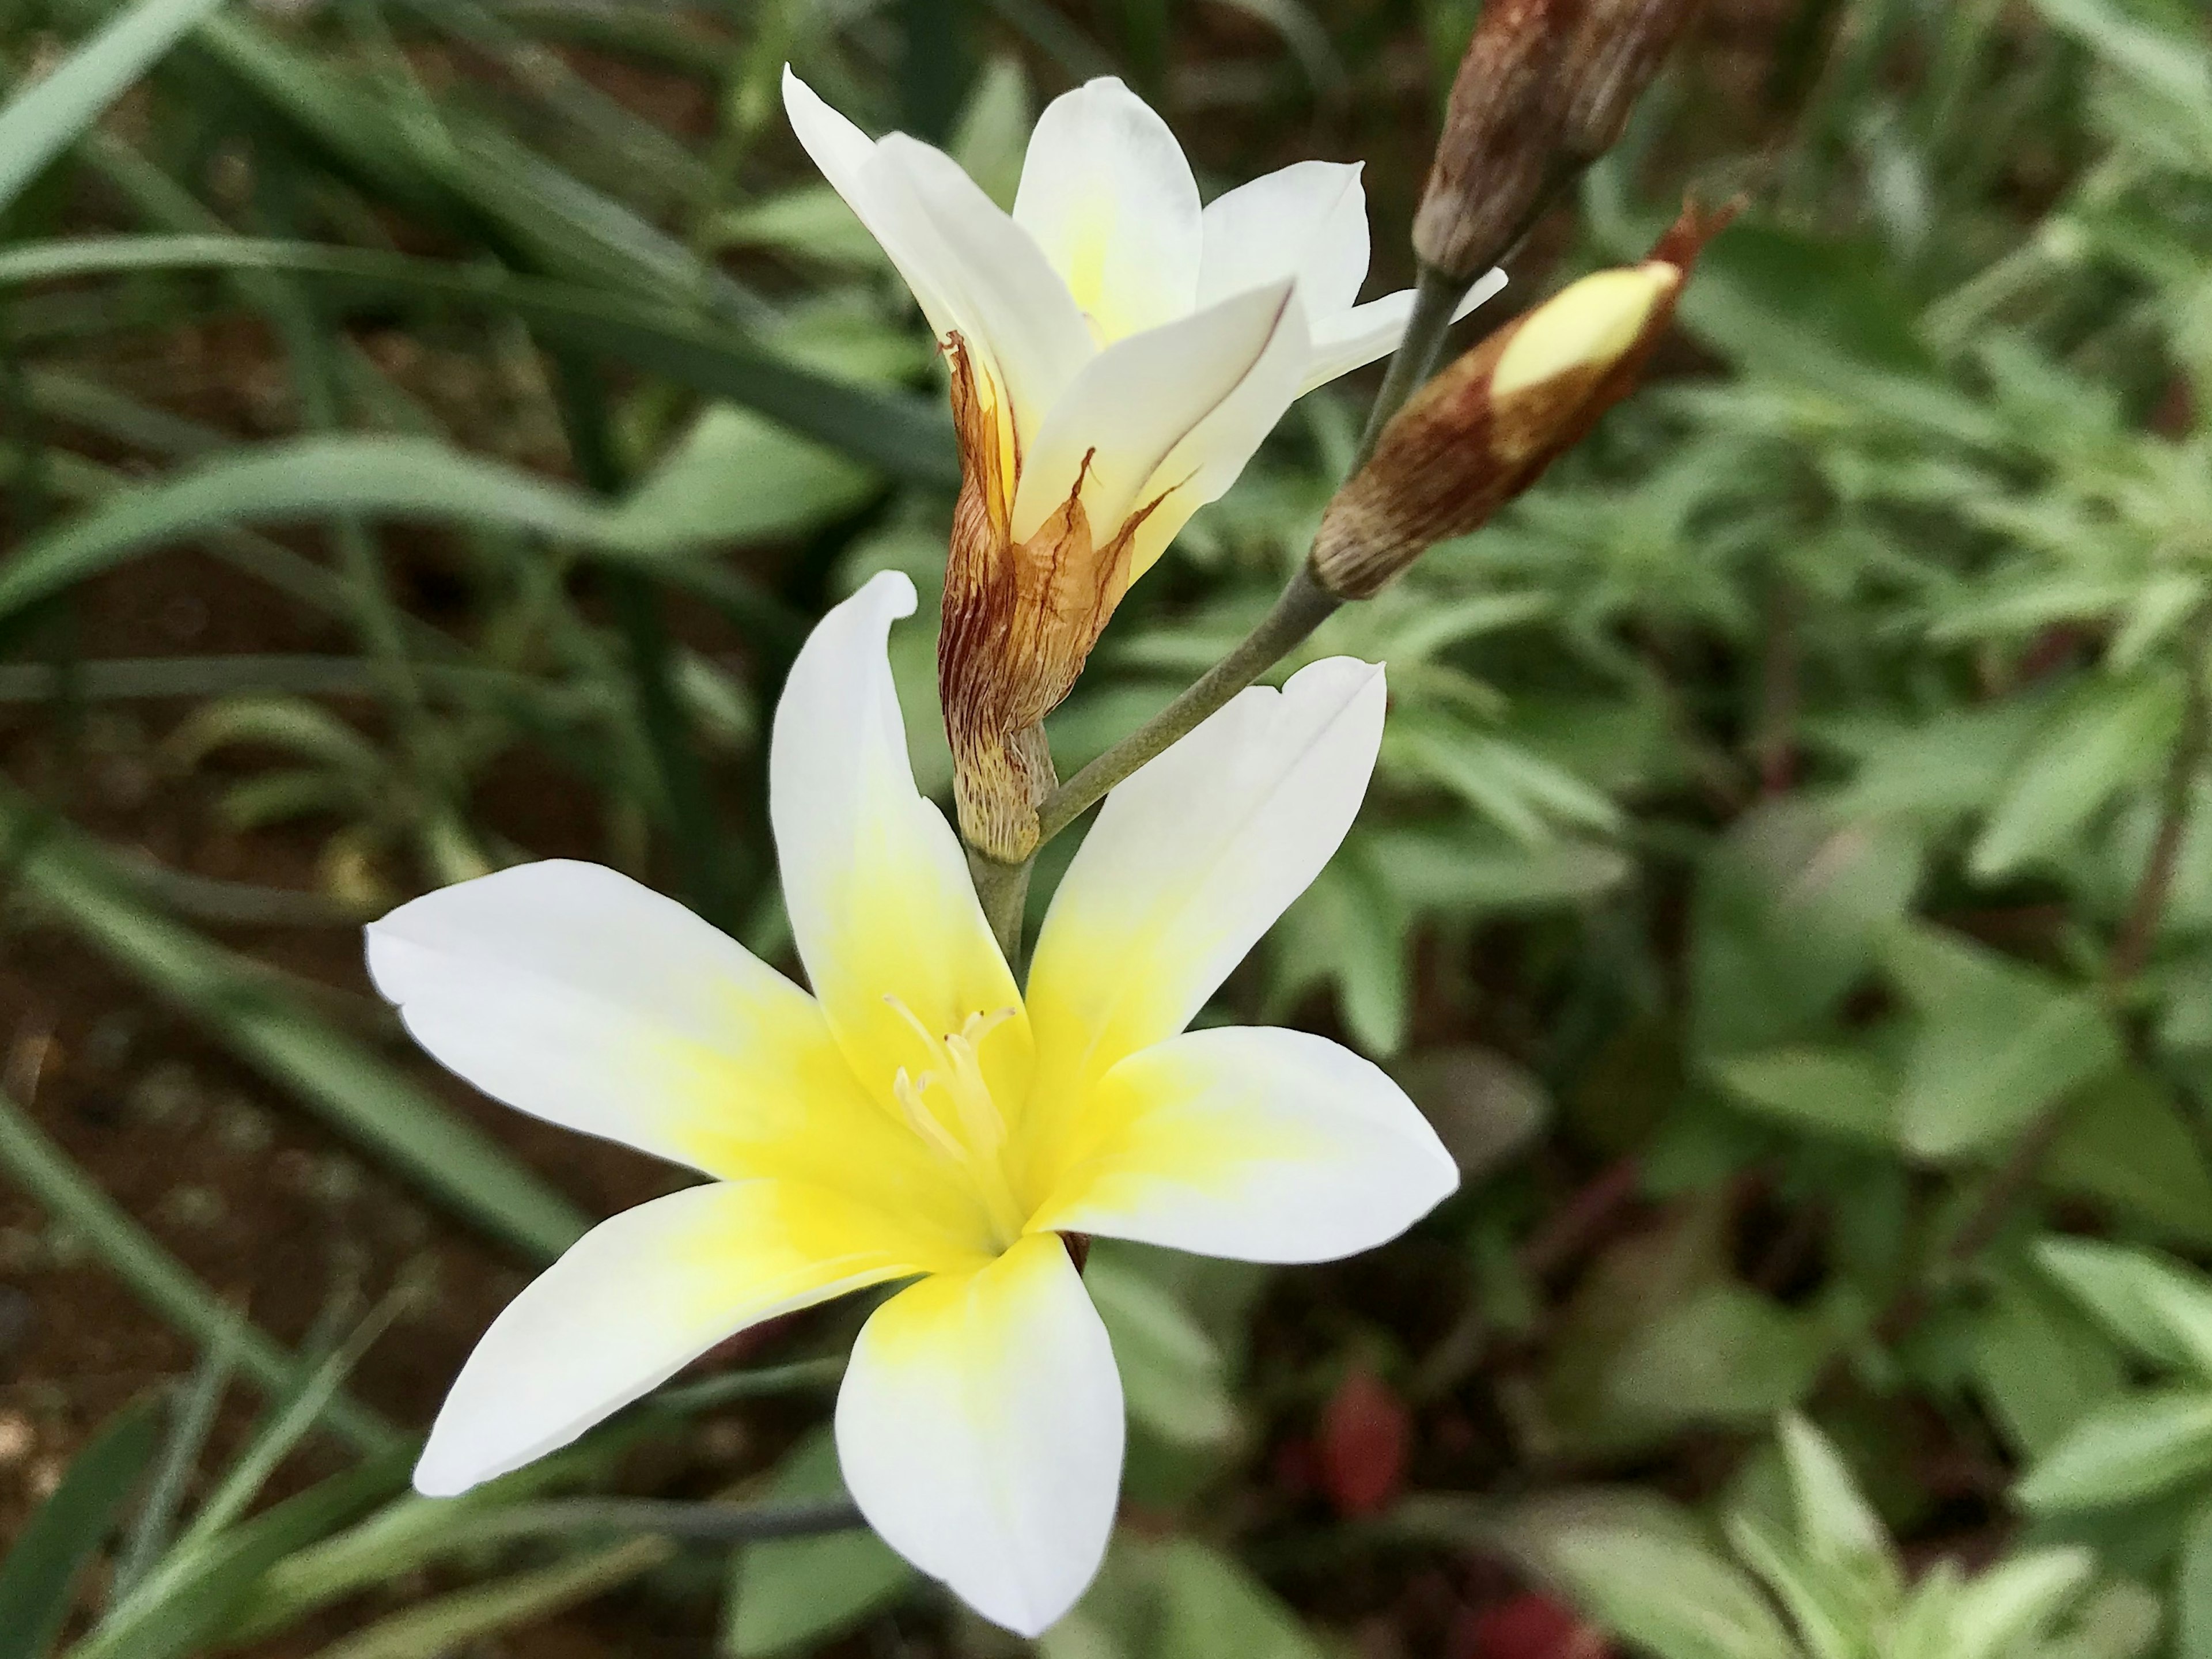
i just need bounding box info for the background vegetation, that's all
[3,0,2212,1654]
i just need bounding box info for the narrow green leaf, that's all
[725,1429,914,1658]
[2016,1389,2212,1514]
[0,787,586,1260]
[0,237,958,484]
[0,1085,395,1454]
[0,0,229,215]
[316,1538,671,1659]
[0,1399,158,1659]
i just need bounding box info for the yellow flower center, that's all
[882,996,1031,1250]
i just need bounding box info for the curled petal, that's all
[836,1234,1122,1635]
[1028,1026,1458,1262]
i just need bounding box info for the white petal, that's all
[416,1181,926,1495]
[1029,1027,1458,1262]
[1013,77,1202,343]
[1198,160,1369,319]
[835,1234,1122,1636]
[1301,267,1509,394]
[1119,292,1313,581]
[1024,656,1386,1088]
[770,572,1030,1100]
[783,69,1090,444]
[861,135,1094,441]
[1008,278,1297,544]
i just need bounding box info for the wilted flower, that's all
[1312,202,1731,598]
[784,70,1506,858]
[372,572,1456,1635]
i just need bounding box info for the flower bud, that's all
[1312,202,1730,600]
[1412,0,1580,283]
[1413,0,1702,281]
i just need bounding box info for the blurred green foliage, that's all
[5,0,2212,1653]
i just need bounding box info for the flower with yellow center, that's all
[784,69,1508,859]
[372,572,1456,1635]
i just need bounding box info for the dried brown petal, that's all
[937,336,1152,862]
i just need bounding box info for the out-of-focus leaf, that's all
[2037,1237,2212,1373]
[0,236,959,484]
[624,403,877,547]
[725,1429,912,1658]
[316,1538,671,1659]
[1394,1046,1549,1182]
[1676,221,1936,377]
[1971,676,2181,879]
[1948,1549,2098,1659]
[1691,802,1922,1058]
[1973,1270,2128,1459]
[1778,1415,1899,1592]
[1086,1255,1237,1453]
[1510,1492,1797,1659]
[1153,1539,1326,1659]
[948,55,1032,209]
[2179,1495,2212,1659]
[1884,925,2122,1159]
[0,0,228,215]
[2016,1389,2212,1514]
[1711,1046,1896,1147]
[1609,1284,1830,1429]
[2041,1069,2212,1248]
[1827,699,2046,828]
[0,1399,158,1659]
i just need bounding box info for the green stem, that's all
[1351,262,1473,469]
[1034,565,1341,847]
[968,845,1031,966]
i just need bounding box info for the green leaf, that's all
[1087,1253,1238,1452]
[0,1399,158,1659]
[1971,1270,2127,1458]
[316,1539,671,1659]
[1971,676,2182,879]
[623,402,878,548]
[0,786,585,1260]
[2041,1069,2212,1248]
[2178,1495,2212,1659]
[1609,1285,1830,1429]
[0,237,958,484]
[1884,926,2122,1159]
[1691,801,1922,1058]
[2016,1389,2212,1514]
[1153,1539,1325,1659]
[1711,1047,1896,1147]
[0,0,228,215]
[1777,1416,1898,1591]
[1945,1547,2096,1659]
[1514,1494,1798,1659]
[2036,1237,2212,1373]
[725,1430,913,1658]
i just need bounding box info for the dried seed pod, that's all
[1312,202,1733,600]
[1412,0,1702,281]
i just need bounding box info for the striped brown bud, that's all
[1412,0,1701,281]
[1313,202,1729,600]
[1413,0,1582,283]
[1560,0,1705,163]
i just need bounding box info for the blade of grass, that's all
[0,1085,398,1454]
[66,1449,415,1659]
[0,236,959,484]
[310,1537,673,1659]
[0,787,590,1260]
[108,1336,237,1605]
[0,1399,160,1659]
[0,0,228,214]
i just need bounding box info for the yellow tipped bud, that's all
[1311,203,1729,600]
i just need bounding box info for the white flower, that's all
[371,572,1456,1635]
[784,70,1508,857]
